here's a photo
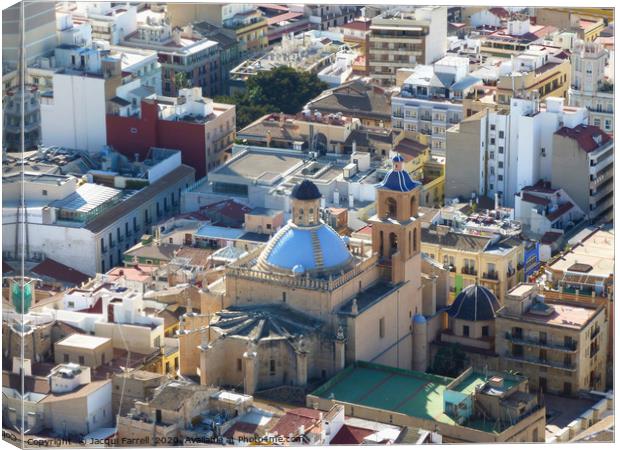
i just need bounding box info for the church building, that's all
[191,156,428,394]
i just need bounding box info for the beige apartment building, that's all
[463,50,571,117]
[421,227,522,303]
[495,284,608,395]
[368,7,447,86]
[54,334,114,369]
[551,124,613,221]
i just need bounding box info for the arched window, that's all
[410,195,417,216]
[379,230,384,256]
[389,232,398,256]
[386,197,397,218]
[413,229,417,252]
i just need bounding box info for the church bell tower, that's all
[369,154,422,284]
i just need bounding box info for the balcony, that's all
[393,111,404,118]
[504,332,577,353]
[482,271,499,281]
[419,115,432,122]
[461,267,478,276]
[504,352,576,371]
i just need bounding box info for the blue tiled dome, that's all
[260,222,353,275]
[379,169,421,192]
[448,284,500,321]
[392,154,405,163]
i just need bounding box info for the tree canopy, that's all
[430,344,467,378]
[216,66,328,130]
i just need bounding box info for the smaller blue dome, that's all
[291,180,321,200]
[379,169,420,192]
[413,314,427,324]
[392,154,405,162]
[292,264,305,276]
[448,284,500,321]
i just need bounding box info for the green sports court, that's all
[311,361,490,427]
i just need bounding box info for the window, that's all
[499,131,504,139]
[490,124,496,131]
[539,349,547,361]
[498,146,504,154]
[463,325,470,337]
[498,161,503,169]
[78,356,85,365]
[64,354,69,363]
[42,190,48,196]
[237,359,242,371]
[269,359,276,375]
[490,138,495,145]
[482,326,489,337]
[379,317,385,338]
[282,292,286,303]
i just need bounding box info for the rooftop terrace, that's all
[310,361,517,433]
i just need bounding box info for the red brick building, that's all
[106,88,235,178]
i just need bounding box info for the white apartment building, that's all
[57,1,138,45]
[392,56,482,155]
[39,36,158,153]
[446,96,588,206]
[568,40,614,133]
[2,149,195,275]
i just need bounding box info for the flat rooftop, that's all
[312,362,475,427]
[56,333,111,350]
[522,302,598,329]
[212,151,305,183]
[549,228,613,278]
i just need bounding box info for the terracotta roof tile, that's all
[331,424,374,444]
[270,408,320,437]
[555,124,612,153]
[521,192,550,206]
[31,258,91,286]
[546,202,574,222]
[541,231,563,245]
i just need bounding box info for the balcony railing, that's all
[461,267,477,276]
[504,332,577,352]
[504,352,577,371]
[483,271,499,280]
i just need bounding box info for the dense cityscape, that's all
[1,2,614,446]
